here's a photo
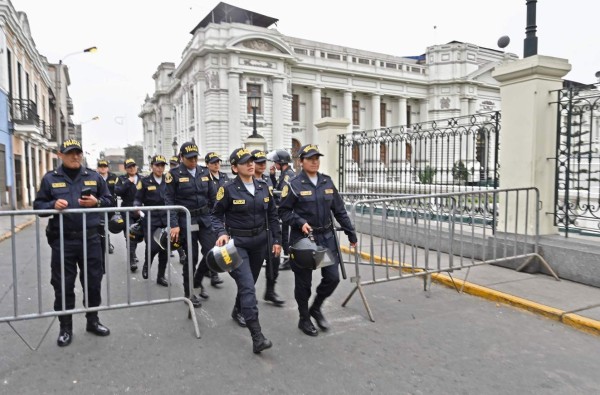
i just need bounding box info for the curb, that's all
[340,245,600,336]
[0,218,36,243]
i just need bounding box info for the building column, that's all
[468,98,477,115]
[310,87,321,143]
[398,96,407,126]
[26,142,34,205]
[34,145,40,190]
[272,77,285,150]
[228,72,241,152]
[419,99,429,123]
[460,97,470,117]
[343,91,353,134]
[40,148,47,177]
[198,78,207,153]
[371,94,381,130]
[18,139,26,208]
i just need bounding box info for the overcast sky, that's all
[13,0,600,161]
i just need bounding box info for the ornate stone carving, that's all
[238,39,281,53]
[205,71,220,89]
[240,58,276,69]
[440,97,450,109]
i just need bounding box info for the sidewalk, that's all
[0,210,36,243]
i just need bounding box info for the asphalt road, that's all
[1,220,600,394]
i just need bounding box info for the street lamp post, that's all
[55,46,97,150]
[523,0,538,58]
[249,93,261,138]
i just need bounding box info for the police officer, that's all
[164,142,215,307]
[269,149,295,270]
[114,158,142,272]
[169,156,187,264]
[134,155,170,287]
[278,144,357,337]
[96,159,118,254]
[204,151,228,287]
[252,149,284,306]
[211,148,281,353]
[33,139,113,347]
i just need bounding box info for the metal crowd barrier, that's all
[341,187,559,322]
[0,205,199,350]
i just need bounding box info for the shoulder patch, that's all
[136,181,143,190]
[281,185,289,198]
[165,173,173,184]
[264,197,270,203]
[216,186,225,201]
[284,175,290,182]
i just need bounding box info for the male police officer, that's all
[269,149,296,270]
[164,142,216,307]
[211,148,281,353]
[278,144,357,337]
[96,159,117,254]
[252,149,284,306]
[204,151,228,287]
[34,139,113,347]
[134,155,170,286]
[115,158,141,271]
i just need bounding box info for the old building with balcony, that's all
[140,2,516,170]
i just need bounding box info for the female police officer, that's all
[211,148,281,353]
[278,144,357,337]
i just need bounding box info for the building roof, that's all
[190,2,278,35]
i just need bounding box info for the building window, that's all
[321,97,331,118]
[380,103,387,127]
[292,94,299,122]
[188,88,195,123]
[352,100,360,125]
[247,84,262,114]
[406,105,412,126]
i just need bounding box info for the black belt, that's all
[228,225,265,237]
[311,222,332,234]
[189,206,209,216]
[47,228,99,239]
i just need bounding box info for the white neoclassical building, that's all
[139,2,516,168]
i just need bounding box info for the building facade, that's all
[140,4,516,170]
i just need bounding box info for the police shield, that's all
[152,227,182,250]
[289,237,328,270]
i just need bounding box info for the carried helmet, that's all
[206,239,242,273]
[108,213,126,234]
[128,219,145,243]
[267,149,292,164]
[289,236,327,270]
[152,228,183,251]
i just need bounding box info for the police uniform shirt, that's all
[278,171,357,244]
[115,173,141,207]
[134,174,168,228]
[34,166,114,231]
[276,167,295,192]
[211,177,281,249]
[103,172,118,206]
[164,163,217,229]
[209,171,229,188]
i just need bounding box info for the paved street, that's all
[1,220,600,394]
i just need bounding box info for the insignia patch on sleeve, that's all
[216,186,225,201]
[136,181,143,190]
[264,197,270,203]
[284,175,290,182]
[281,185,289,198]
[165,173,173,183]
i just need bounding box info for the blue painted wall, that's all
[0,90,13,187]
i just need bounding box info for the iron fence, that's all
[340,187,557,322]
[338,111,500,195]
[553,85,600,236]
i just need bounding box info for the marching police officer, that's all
[34,139,113,347]
[169,155,187,264]
[252,149,284,306]
[204,151,228,287]
[211,148,281,353]
[114,158,142,272]
[96,159,117,254]
[164,142,216,307]
[134,155,170,287]
[278,144,357,337]
[269,149,296,270]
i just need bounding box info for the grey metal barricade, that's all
[341,187,559,322]
[0,205,199,350]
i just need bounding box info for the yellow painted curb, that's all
[0,218,36,243]
[340,245,600,336]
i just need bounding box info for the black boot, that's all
[142,263,148,279]
[309,297,330,330]
[210,271,223,286]
[264,281,285,305]
[231,306,246,327]
[178,248,187,265]
[57,318,73,347]
[130,253,138,272]
[246,319,272,354]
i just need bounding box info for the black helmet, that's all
[108,213,126,234]
[152,228,183,251]
[129,219,145,243]
[267,149,292,164]
[289,237,327,270]
[206,239,242,273]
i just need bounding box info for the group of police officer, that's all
[34,138,357,353]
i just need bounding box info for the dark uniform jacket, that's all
[164,164,216,229]
[133,174,167,228]
[208,171,229,188]
[104,172,119,206]
[34,165,114,232]
[272,166,296,204]
[278,171,357,245]
[114,173,142,207]
[211,177,281,250]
